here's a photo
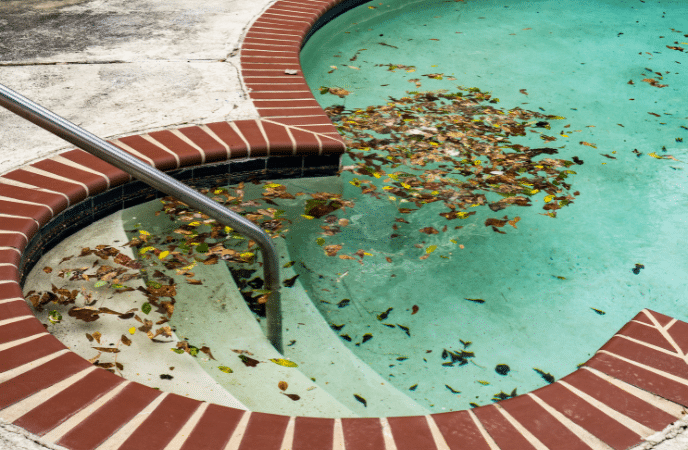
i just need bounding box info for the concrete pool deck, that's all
[2,0,688,448]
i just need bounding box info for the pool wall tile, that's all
[117,394,201,450]
[179,404,244,450]
[236,412,291,450]
[472,405,538,450]
[341,417,385,450]
[12,368,125,436]
[55,382,162,450]
[292,416,335,450]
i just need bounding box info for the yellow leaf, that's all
[188,221,201,227]
[218,366,233,373]
[139,230,150,236]
[426,245,437,254]
[401,183,411,189]
[450,239,458,244]
[240,252,254,259]
[301,215,315,220]
[388,196,396,201]
[649,152,662,159]
[158,251,170,260]
[128,327,136,335]
[477,380,490,385]
[139,246,155,255]
[265,183,282,189]
[544,195,555,203]
[270,358,298,368]
[383,186,393,190]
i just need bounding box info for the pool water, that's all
[295,0,688,410]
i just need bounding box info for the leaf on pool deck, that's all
[98,307,123,316]
[128,327,136,335]
[92,331,102,344]
[270,358,298,368]
[419,227,439,235]
[201,346,216,360]
[141,302,152,315]
[354,394,367,407]
[465,298,485,304]
[239,354,260,367]
[85,333,94,342]
[411,305,419,315]
[282,393,301,401]
[92,347,120,353]
[591,308,606,315]
[43,267,52,274]
[278,381,288,391]
[533,368,555,384]
[218,366,233,373]
[283,275,299,287]
[48,310,62,324]
[121,335,132,346]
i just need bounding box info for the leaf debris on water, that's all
[354,394,367,407]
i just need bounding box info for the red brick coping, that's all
[1,0,688,449]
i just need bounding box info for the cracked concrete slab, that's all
[0,0,272,175]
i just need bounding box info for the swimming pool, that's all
[3,0,688,448]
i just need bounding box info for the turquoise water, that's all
[297,0,688,410]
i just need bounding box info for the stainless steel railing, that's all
[0,83,283,353]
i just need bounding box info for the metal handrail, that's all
[0,83,283,353]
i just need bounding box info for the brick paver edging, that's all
[1,0,688,448]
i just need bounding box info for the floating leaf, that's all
[354,394,367,407]
[465,298,485,304]
[270,358,298,368]
[411,305,419,315]
[218,366,233,373]
[158,251,170,260]
[239,354,260,367]
[426,245,437,254]
[282,393,301,401]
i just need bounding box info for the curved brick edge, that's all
[0,2,687,450]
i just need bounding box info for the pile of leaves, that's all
[325,87,581,231]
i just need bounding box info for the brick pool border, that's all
[2,0,688,448]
